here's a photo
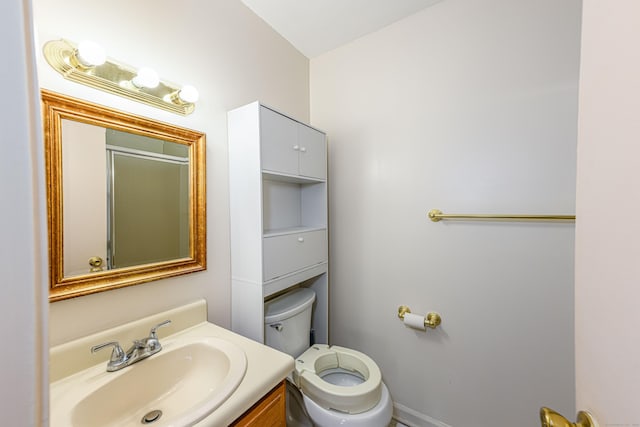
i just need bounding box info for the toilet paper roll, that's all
[403,312,426,331]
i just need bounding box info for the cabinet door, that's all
[263,230,327,281]
[230,381,286,427]
[260,107,298,176]
[297,124,327,179]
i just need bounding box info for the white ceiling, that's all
[240,0,444,58]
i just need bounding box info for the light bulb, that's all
[178,85,199,103]
[76,41,106,67]
[132,67,160,89]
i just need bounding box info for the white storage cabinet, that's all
[228,102,328,345]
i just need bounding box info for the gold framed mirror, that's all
[42,90,206,302]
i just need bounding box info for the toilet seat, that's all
[294,344,382,414]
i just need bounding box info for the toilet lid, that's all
[294,344,382,414]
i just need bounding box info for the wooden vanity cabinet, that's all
[230,381,286,427]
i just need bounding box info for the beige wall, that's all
[32,0,309,346]
[62,120,107,276]
[575,0,640,423]
[310,1,580,426]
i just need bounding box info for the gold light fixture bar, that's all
[428,209,575,222]
[43,39,195,116]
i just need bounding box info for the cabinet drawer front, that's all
[263,230,327,281]
[260,106,298,175]
[298,124,327,180]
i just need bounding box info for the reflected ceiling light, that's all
[43,39,198,115]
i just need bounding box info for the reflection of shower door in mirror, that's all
[106,148,189,269]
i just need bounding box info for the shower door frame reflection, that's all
[107,146,190,270]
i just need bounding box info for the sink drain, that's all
[141,410,163,424]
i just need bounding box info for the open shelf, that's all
[262,177,326,233]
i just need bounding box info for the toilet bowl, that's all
[264,288,393,427]
[303,381,392,427]
[286,380,313,427]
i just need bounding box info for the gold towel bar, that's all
[428,209,575,222]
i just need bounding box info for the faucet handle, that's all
[91,341,125,363]
[149,319,171,339]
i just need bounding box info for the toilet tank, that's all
[264,287,316,358]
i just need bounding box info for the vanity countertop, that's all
[49,299,294,427]
[189,320,293,426]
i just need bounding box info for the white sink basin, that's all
[51,335,247,427]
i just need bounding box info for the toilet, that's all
[264,287,393,427]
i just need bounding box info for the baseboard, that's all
[393,403,452,427]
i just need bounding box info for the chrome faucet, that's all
[91,320,171,372]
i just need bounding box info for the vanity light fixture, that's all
[177,85,200,103]
[43,39,198,115]
[164,85,200,105]
[75,40,106,67]
[131,67,160,89]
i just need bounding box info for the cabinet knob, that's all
[297,237,304,242]
[293,145,300,151]
[299,146,307,153]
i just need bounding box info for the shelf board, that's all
[262,170,326,184]
[263,226,326,238]
[263,263,328,298]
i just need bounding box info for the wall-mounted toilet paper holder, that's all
[398,305,441,329]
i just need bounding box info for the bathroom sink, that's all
[50,335,247,427]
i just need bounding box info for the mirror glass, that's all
[43,90,206,301]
